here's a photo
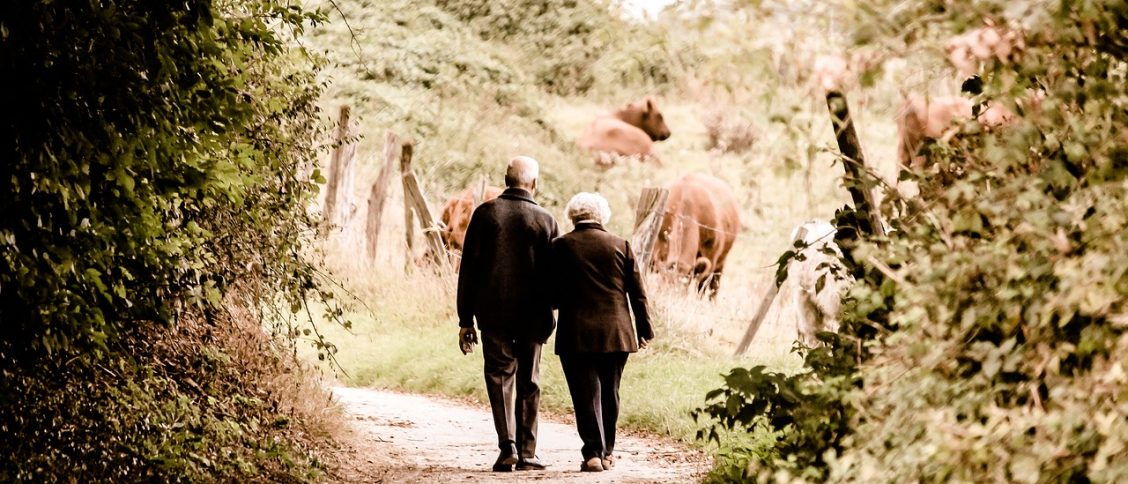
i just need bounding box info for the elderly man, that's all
[457,156,560,472]
[550,192,653,473]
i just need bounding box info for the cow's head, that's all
[427,185,502,272]
[650,212,675,274]
[650,214,701,283]
[435,197,473,271]
[440,202,469,253]
[618,96,671,142]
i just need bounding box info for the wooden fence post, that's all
[322,105,357,233]
[400,142,450,274]
[825,90,885,237]
[400,143,416,259]
[631,187,669,271]
[365,131,401,261]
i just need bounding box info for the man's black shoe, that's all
[516,457,549,471]
[492,444,518,472]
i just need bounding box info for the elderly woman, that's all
[550,192,654,473]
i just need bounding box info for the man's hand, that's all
[638,337,650,350]
[459,327,479,355]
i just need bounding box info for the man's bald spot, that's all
[505,156,539,189]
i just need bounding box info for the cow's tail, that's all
[693,256,712,276]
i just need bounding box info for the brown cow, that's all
[651,173,740,299]
[432,185,503,270]
[897,25,1032,170]
[578,96,671,166]
[895,94,1015,169]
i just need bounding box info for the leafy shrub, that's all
[697,1,1128,481]
[0,0,341,479]
[1,309,336,482]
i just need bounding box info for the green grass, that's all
[301,266,802,446]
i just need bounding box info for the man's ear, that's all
[530,178,538,192]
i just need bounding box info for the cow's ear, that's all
[645,96,656,113]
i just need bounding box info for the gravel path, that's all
[329,386,708,483]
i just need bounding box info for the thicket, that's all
[1,1,341,480]
[697,0,1128,481]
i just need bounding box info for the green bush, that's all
[0,0,338,479]
[696,1,1128,481]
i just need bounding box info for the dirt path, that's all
[329,386,709,483]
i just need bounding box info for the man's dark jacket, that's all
[457,187,560,342]
[550,221,654,354]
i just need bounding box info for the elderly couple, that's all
[456,155,654,473]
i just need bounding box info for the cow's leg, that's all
[675,224,702,285]
[705,271,722,300]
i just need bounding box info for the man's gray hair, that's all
[565,192,612,225]
[505,155,539,188]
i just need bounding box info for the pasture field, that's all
[299,0,927,462]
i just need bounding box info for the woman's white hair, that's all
[565,192,612,225]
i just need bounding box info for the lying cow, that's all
[652,173,740,299]
[578,96,671,167]
[430,184,502,270]
[786,220,852,347]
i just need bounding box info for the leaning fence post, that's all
[631,187,669,271]
[734,277,783,356]
[826,90,885,237]
[400,142,450,275]
[734,227,812,356]
[366,131,401,261]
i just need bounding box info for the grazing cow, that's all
[651,173,740,299]
[895,94,1015,169]
[578,96,671,166]
[433,185,503,270]
[787,220,852,347]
